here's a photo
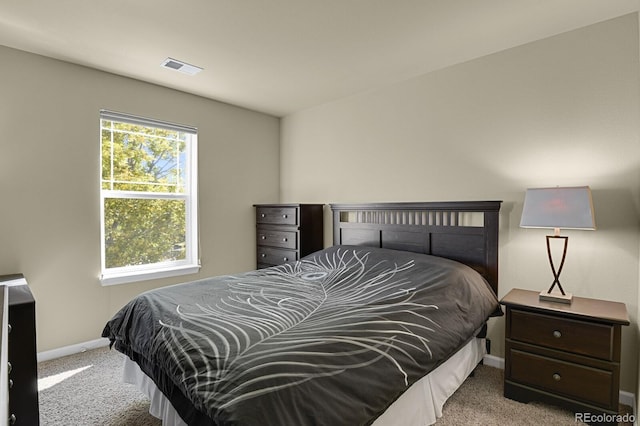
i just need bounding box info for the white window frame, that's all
[99,110,200,286]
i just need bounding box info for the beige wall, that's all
[0,46,280,351]
[637,9,640,412]
[281,14,640,392]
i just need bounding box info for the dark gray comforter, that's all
[102,245,499,425]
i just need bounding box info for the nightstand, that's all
[501,289,629,422]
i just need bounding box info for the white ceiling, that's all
[0,0,638,117]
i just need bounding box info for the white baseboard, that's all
[619,390,636,412]
[483,354,636,412]
[483,354,504,369]
[37,337,110,363]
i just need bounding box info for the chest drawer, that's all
[257,229,297,250]
[257,247,297,266]
[509,310,614,360]
[509,349,613,408]
[256,207,298,226]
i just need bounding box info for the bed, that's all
[102,201,502,425]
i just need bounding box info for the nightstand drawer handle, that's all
[260,235,266,240]
[261,253,266,258]
[282,214,288,219]
[552,373,561,382]
[552,330,562,338]
[282,237,288,242]
[261,213,266,218]
[283,257,289,262]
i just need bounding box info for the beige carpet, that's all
[38,347,631,425]
[38,347,160,426]
[438,363,581,425]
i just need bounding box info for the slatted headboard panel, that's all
[330,201,501,295]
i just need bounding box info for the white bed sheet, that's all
[122,337,485,426]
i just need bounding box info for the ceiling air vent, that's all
[161,58,203,76]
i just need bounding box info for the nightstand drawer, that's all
[510,310,614,360]
[510,349,613,408]
[257,247,297,266]
[256,207,298,225]
[257,229,297,249]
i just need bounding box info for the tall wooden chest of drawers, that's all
[1,274,39,425]
[254,204,324,269]
[501,289,629,423]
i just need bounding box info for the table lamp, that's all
[520,186,596,304]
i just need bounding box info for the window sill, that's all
[100,264,200,286]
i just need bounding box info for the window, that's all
[99,110,199,285]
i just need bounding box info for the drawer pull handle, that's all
[8,379,12,389]
[282,214,288,219]
[260,213,266,218]
[260,253,266,258]
[260,235,266,240]
[552,373,561,382]
[283,257,289,262]
[9,414,16,425]
[553,330,562,338]
[282,238,288,242]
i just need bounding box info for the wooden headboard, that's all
[330,201,501,295]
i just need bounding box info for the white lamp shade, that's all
[520,186,596,230]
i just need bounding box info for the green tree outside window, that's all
[101,119,192,269]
